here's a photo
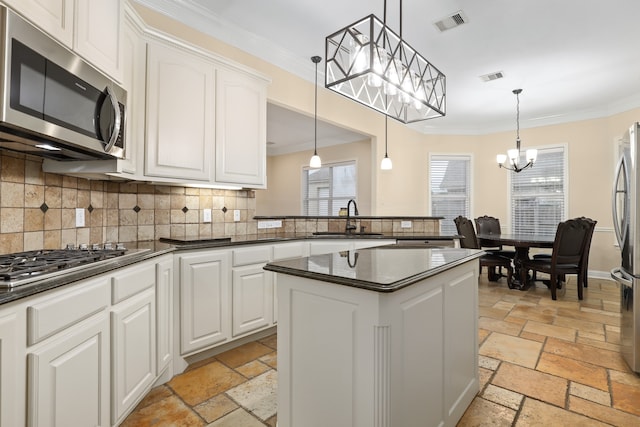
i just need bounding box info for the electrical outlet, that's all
[401,220,412,229]
[233,210,241,221]
[203,209,212,223]
[75,208,85,227]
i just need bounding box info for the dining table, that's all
[477,232,555,290]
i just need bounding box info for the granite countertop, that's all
[0,233,461,305]
[264,247,483,292]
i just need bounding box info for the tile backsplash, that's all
[0,152,256,254]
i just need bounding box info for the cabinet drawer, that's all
[111,262,156,304]
[27,277,110,345]
[273,242,306,260]
[232,246,271,266]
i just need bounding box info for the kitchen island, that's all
[264,247,483,427]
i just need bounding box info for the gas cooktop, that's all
[0,245,150,288]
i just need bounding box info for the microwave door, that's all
[97,86,123,152]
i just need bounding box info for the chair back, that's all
[454,216,480,249]
[551,218,592,266]
[475,215,502,235]
[578,216,597,267]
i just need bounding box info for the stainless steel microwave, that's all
[0,6,126,160]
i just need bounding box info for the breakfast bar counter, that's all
[264,247,483,427]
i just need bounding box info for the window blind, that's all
[430,155,471,235]
[510,146,566,234]
[303,161,356,215]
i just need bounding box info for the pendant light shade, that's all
[309,56,322,168]
[380,115,392,170]
[325,0,445,123]
[496,89,537,173]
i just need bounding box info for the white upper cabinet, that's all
[215,67,267,187]
[5,0,123,81]
[145,39,215,182]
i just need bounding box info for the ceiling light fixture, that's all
[380,115,392,170]
[324,0,446,123]
[309,55,322,168]
[496,89,537,172]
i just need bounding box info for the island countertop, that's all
[264,246,483,292]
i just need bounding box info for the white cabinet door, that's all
[4,0,73,47]
[179,251,230,354]
[215,67,267,187]
[73,0,123,81]
[145,41,215,181]
[232,263,273,337]
[156,255,173,375]
[111,288,156,425]
[0,309,24,427]
[27,313,110,427]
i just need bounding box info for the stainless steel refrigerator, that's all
[612,122,640,373]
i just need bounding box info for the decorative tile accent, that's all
[222,206,227,213]
[133,205,141,213]
[39,203,49,213]
[182,206,188,213]
[88,204,94,213]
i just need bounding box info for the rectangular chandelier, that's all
[325,14,446,123]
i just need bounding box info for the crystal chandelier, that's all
[324,0,446,123]
[496,89,537,172]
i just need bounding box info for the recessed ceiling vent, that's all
[434,10,467,32]
[479,71,504,82]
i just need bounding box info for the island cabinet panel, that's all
[178,251,231,354]
[155,255,174,375]
[275,259,479,427]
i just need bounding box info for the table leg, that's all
[508,247,531,290]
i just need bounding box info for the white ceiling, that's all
[135,0,640,154]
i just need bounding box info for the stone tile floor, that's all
[122,275,640,426]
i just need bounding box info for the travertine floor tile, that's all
[536,352,609,391]
[569,382,611,406]
[120,395,205,427]
[207,408,266,427]
[236,360,271,379]
[481,384,523,410]
[216,341,274,368]
[543,337,628,371]
[259,352,277,369]
[516,397,609,426]
[508,304,556,324]
[522,320,576,342]
[569,395,640,426]
[457,397,516,427]
[478,355,500,371]
[258,334,277,350]
[479,317,523,336]
[226,370,278,421]
[169,361,246,406]
[492,362,567,407]
[194,394,238,423]
[611,380,640,416]
[479,333,543,369]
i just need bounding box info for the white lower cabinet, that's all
[110,288,156,425]
[0,308,24,427]
[28,312,110,427]
[232,263,273,337]
[156,255,173,375]
[179,250,231,354]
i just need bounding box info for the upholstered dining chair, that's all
[519,217,594,300]
[454,216,513,286]
[475,215,516,259]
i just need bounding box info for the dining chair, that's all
[519,217,593,300]
[531,217,596,289]
[474,215,516,259]
[454,216,513,286]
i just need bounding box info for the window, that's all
[510,145,567,234]
[429,155,472,235]
[303,161,356,215]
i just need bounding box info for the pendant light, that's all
[325,0,445,123]
[380,115,392,170]
[309,56,322,168]
[496,89,537,172]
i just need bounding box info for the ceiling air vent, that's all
[479,71,504,82]
[434,10,467,32]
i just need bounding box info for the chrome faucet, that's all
[345,199,359,233]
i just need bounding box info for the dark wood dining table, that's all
[476,233,555,290]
